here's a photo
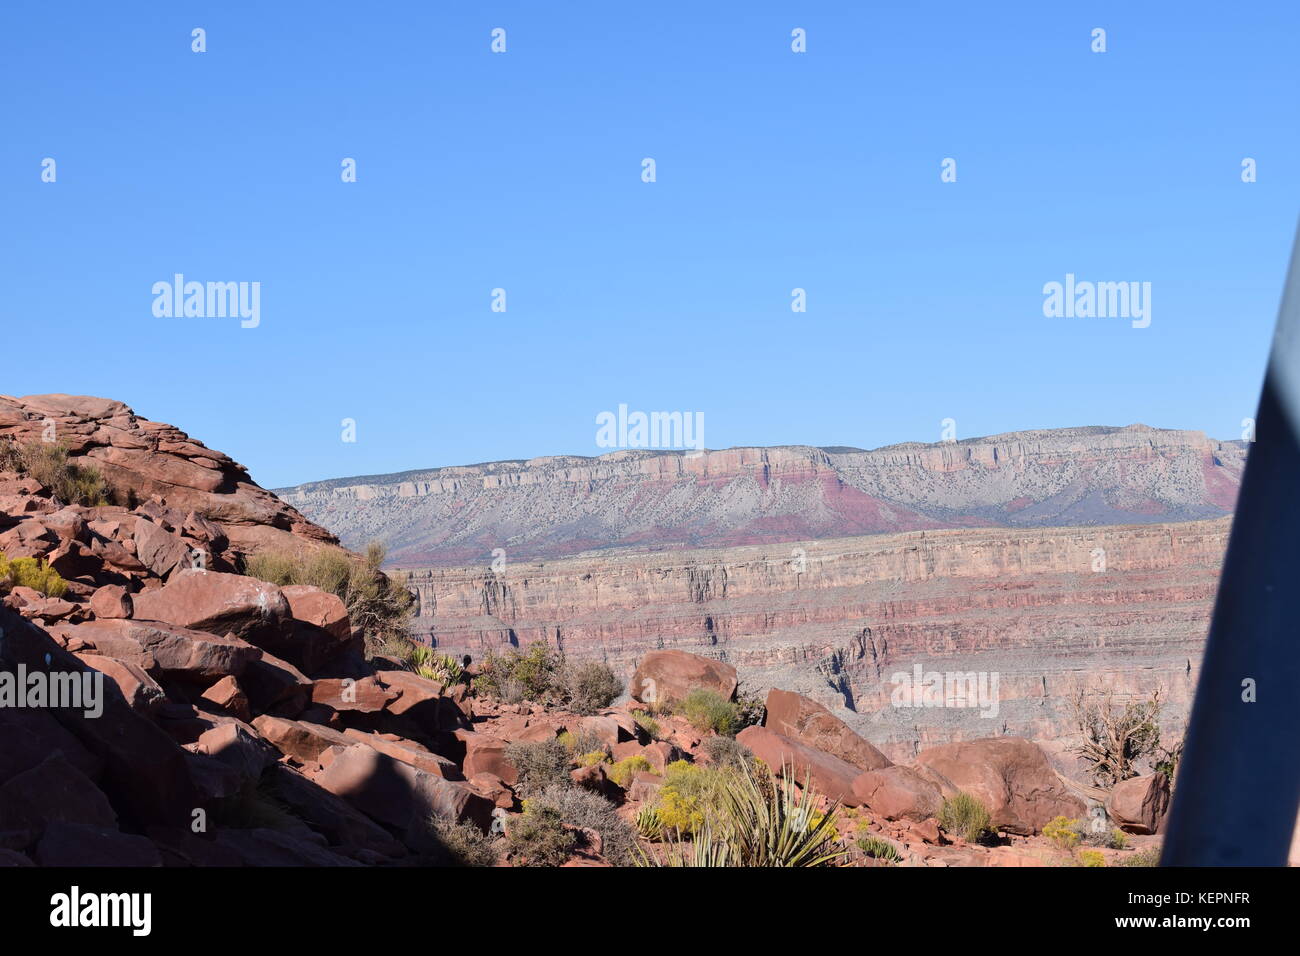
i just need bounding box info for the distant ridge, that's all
[277,424,1248,566]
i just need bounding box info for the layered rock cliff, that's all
[405,518,1231,765]
[276,425,1246,566]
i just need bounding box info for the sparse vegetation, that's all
[244,542,415,657]
[680,688,740,736]
[630,709,661,739]
[1117,846,1161,867]
[1,439,110,506]
[698,734,753,770]
[506,804,575,867]
[937,792,996,844]
[1043,815,1083,852]
[0,555,70,598]
[471,643,622,714]
[643,759,846,868]
[427,817,500,867]
[407,645,465,685]
[858,834,903,863]
[528,785,637,865]
[1070,687,1165,787]
[505,738,572,797]
[608,754,652,787]
[1077,848,1106,867]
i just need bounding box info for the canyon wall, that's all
[402,518,1230,765]
[277,425,1246,566]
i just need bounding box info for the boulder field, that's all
[0,395,1162,867]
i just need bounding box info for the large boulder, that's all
[735,726,864,805]
[629,650,737,706]
[130,569,291,643]
[912,737,1086,835]
[851,765,944,822]
[72,618,261,683]
[1106,773,1170,835]
[314,743,494,833]
[0,752,117,838]
[764,689,891,772]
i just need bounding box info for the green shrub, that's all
[937,792,996,843]
[608,755,653,787]
[562,660,623,715]
[472,646,621,714]
[0,555,70,598]
[505,739,572,797]
[244,542,414,656]
[1077,848,1106,867]
[858,834,902,863]
[506,805,575,867]
[681,688,740,736]
[630,709,661,739]
[577,750,609,767]
[529,785,638,865]
[428,817,499,867]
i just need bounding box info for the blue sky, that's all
[3,2,1297,488]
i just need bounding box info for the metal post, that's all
[1162,224,1300,865]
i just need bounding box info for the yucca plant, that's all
[635,803,664,842]
[719,759,847,867]
[639,759,847,867]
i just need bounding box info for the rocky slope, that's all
[406,518,1230,765]
[4,394,1152,867]
[277,425,1247,566]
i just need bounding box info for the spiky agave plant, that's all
[718,758,847,867]
[638,759,847,867]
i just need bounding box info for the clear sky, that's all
[3,2,1297,488]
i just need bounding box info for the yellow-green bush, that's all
[609,754,653,787]
[630,709,661,739]
[1043,815,1083,852]
[937,792,996,843]
[680,688,740,736]
[578,750,610,767]
[1078,848,1106,867]
[0,555,69,598]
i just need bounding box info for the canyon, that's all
[401,517,1230,766]
[279,424,1244,766]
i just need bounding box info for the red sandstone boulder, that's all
[252,714,354,762]
[852,765,945,822]
[282,585,350,640]
[89,584,132,619]
[130,568,291,642]
[462,735,518,784]
[735,725,864,805]
[314,743,494,833]
[0,752,118,841]
[764,689,891,772]
[1106,773,1170,835]
[73,618,261,682]
[77,654,165,715]
[200,674,251,721]
[912,737,1086,835]
[629,650,737,706]
[311,676,400,714]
